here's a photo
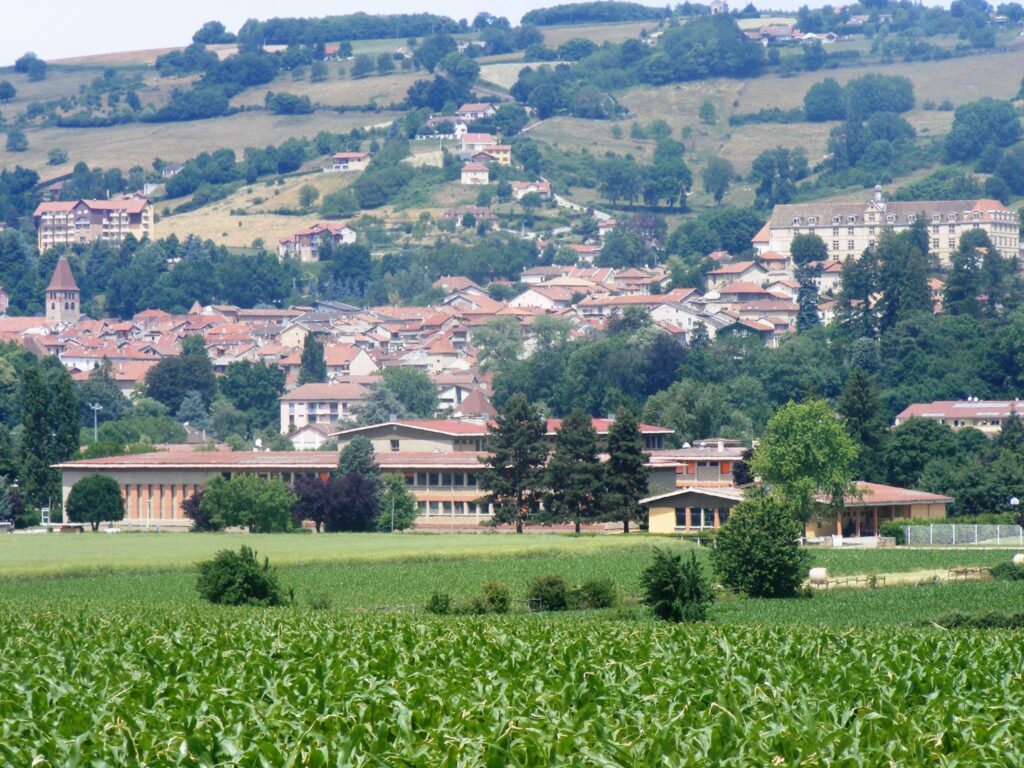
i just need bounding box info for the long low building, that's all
[894,399,1024,436]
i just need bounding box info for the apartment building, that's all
[754,186,1018,265]
[277,222,356,262]
[33,197,153,251]
[280,382,370,434]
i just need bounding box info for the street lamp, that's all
[89,402,103,442]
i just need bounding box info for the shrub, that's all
[481,581,511,614]
[196,546,286,606]
[308,593,332,610]
[425,592,452,615]
[710,492,809,598]
[925,612,1024,629]
[879,521,905,545]
[990,562,1024,582]
[527,574,569,611]
[579,578,616,609]
[640,549,713,622]
[66,475,125,531]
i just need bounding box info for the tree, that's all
[311,60,329,82]
[5,131,28,153]
[604,407,650,533]
[176,390,210,429]
[945,98,1022,162]
[66,475,124,531]
[379,473,418,531]
[182,489,217,531]
[701,157,733,204]
[543,409,605,533]
[883,418,959,489]
[49,367,80,463]
[351,54,375,78]
[199,474,296,532]
[710,489,809,598]
[749,399,857,536]
[478,393,548,533]
[802,39,826,71]
[641,549,712,622]
[298,333,327,384]
[473,317,524,373]
[220,361,285,429]
[376,52,396,74]
[298,184,320,209]
[790,233,828,266]
[338,435,379,479]
[48,148,69,166]
[836,368,885,481]
[18,366,57,508]
[795,265,820,333]
[381,367,438,417]
[196,546,286,606]
[699,99,717,125]
[145,354,216,413]
[0,81,15,102]
[803,78,845,121]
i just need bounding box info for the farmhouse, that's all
[511,181,552,201]
[461,133,498,154]
[33,197,153,251]
[325,152,371,173]
[456,102,497,121]
[756,186,1019,265]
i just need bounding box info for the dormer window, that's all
[832,215,842,224]
[932,213,941,222]
[972,212,980,220]
[847,215,857,223]
[886,214,896,224]
[948,213,957,222]
[791,217,802,225]
[908,214,916,223]
[808,216,818,225]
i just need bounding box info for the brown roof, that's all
[47,257,79,292]
[845,482,954,507]
[280,382,370,401]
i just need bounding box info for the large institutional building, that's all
[754,187,1019,265]
[33,197,153,251]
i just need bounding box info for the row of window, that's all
[417,500,491,515]
[405,471,479,488]
[673,507,730,529]
[794,211,991,227]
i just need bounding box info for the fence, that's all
[903,524,1024,547]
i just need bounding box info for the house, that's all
[286,422,336,450]
[597,219,616,238]
[279,382,371,434]
[757,186,1019,266]
[460,162,491,185]
[511,181,551,201]
[420,116,468,139]
[442,207,497,227]
[323,344,379,379]
[473,145,511,166]
[325,152,371,173]
[710,0,728,14]
[705,261,767,290]
[509,285,578,310]
[642,482,952,537]
[160,163,184,179]
[456,102,497,121]
[461,133,498,154]
[277,222,356,262]
[894,400,1024,436]
[33,197,154,251]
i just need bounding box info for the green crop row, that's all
[1,604,1023,766]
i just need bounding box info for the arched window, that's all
[64,303,69,310]
[50,302,55,310]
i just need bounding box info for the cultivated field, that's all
[1,533,1024,764]
[231,71,421,109]
[8,110,398,177]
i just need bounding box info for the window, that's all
[719,508,730,526]
[886,214,896,224]
[429,473,439,486]
[675,508,686,528]
[441,473,452,486]
[848,240,855,250]
[808,216,818,225]
[948,238,956,249]
[932,238,939,249]
[847,227,854,236]
[868,227,875,235]
[832,215,842,224]
[832,241,839,251]
[404,474,415,486]
[454,473,465,487]
[390,439,400,452]
[932,213,941,223]
[416,472,427,486]
[908,214,917,223]
[466,473,477,488]
[832,227,839,236]
[689,508,702,528]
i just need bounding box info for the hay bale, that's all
[1012,553,1024,567]
[809,567,829,586]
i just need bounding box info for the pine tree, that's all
[18,366,57,508]
[338,436,380,484]
[835,252,877,338]
[899,246,932,315]
[478,393,548,533]
[176,390,210,429]
[49,367,79,463]
[795,265,821,332]
[996,411,1024,453]
[604,407,650,533]
[544,409,605,533]
[298,333,327,384]
[837,368,886,480]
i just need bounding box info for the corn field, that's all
[2,605,1023,766]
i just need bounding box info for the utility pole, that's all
[89,402,103,442]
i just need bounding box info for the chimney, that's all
[718,440,724,453]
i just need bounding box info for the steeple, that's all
[45,256,80,325]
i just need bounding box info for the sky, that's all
[2,0,860,65]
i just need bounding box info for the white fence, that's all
[903,524,1024,546]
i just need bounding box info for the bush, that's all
[66,475,125,531]
[527,574,569,611]
[196,546,286,606]
[710,492,809,598]
[879,521,905,545]
[579,578,616,609]
[481,581,511,614]
[990,562,1024,582]
[640,549,713,622]
[425,592,452,614]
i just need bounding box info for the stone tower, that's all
[45,256,80,325]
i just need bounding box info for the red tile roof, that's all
[46,257,79,292]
